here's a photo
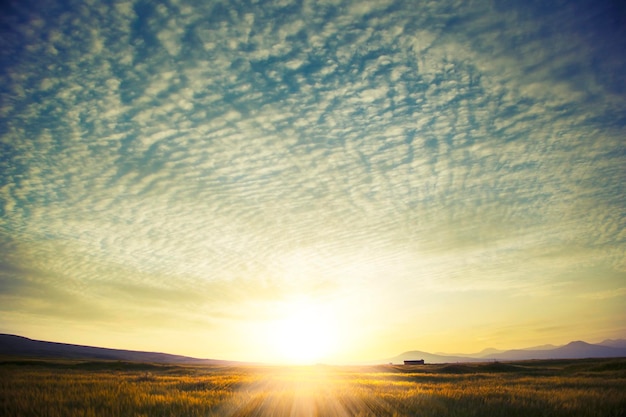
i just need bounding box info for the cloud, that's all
[0,0,625,353]
[582,288,626,300]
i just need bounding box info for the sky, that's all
[0,0,625,364]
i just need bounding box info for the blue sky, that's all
[1,0,625,363]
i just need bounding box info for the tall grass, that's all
[1,358,624,416]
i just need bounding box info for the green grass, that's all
[1,357,625,416]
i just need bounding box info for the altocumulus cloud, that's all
[0,0,625,351]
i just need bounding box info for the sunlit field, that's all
[1,357,625,417]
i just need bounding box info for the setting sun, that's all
[1,0,624,379]
[269,299,338,364]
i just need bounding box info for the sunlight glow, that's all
[269,299,339,364]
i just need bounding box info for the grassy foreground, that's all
[1,357,625,416]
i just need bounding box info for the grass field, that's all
[1,357,625,416]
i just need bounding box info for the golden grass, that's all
[1,358,625,416]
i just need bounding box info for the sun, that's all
[269,299,338,364]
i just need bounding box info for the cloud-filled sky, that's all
[1,0,625,363]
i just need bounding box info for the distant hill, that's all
[435,347,504,358]
[3,334,625,366]
[385,350,486,365]
[386,339,626,364]
[519,344,560,351]
[483,341,626,361]
[598,339,626,349]
[0,334,234,365]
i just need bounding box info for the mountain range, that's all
[387,339,626,364]
[1,334,625,365]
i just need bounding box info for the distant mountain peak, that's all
[598,339,626,348]
[565,340,591,346]
[435,347,504,358]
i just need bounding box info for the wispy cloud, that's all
[0,0,624,357]
[581,288,626,300]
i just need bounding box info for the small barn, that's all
[404,359,425,365]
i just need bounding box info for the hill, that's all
[0,334,233,364]
[385,350,486,365]
[3,334,625,365]
[386,339,626,364]
[483,341,626,361]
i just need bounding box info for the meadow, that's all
[1,357,625,417]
